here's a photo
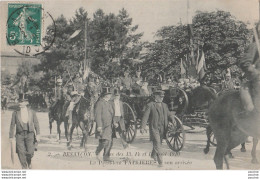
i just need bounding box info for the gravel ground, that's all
[1,109,259,170]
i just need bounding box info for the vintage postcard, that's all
[1,0,260,171]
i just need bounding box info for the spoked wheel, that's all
[209,130,217,146]
[122,102,137,143]
[166,116,185,152]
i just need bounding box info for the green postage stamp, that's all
[7,3,42,46]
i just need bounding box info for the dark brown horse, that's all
[67,87,94,152]
[48,95,70,143]
[208,90,259,169]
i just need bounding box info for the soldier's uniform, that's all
[239,41,260,112]
[49,78,64,121]
[73,73,85,96]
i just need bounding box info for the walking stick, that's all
[10,140,14,165]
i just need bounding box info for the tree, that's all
[89,8,144,78]
[1,69,12,85]
[35,8,144,91]
[142,10,251,83]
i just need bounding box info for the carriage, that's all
[84,84,186,152]
[105,82,218,152]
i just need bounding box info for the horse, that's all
[67,86,95,151]
[208,90,259,169]
[186,85,217,114]
[48,94,70,143]
[204,124,258,161]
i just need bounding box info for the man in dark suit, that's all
[140,89,175,167]
[9,94,40,169]
[95,87,114,162]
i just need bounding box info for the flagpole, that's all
[84,20,88,71]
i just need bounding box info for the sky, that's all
[42,0,259,41]
[0,0,259,53]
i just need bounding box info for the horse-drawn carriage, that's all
[112,82,216,152]
[87,82,217,152]
[50,77,217,153]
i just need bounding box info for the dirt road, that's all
[1,109,259,170]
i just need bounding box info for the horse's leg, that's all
[204,125,211,154]
[68,122,76,150]
[57,120,61,143]
[213,127,230,170]
[48,112,53,135]
[64,120,69,146]
[241,142,246,152]
[226,149,234,159]
[76,127,80,140]
[49,120,52,135]
[251,138,259,164]
[79,120,89,152]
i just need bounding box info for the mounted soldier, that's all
[73,73,85,96]
[49,76,64,123]
[239,23,260,113]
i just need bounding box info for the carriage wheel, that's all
[166,116,185,152]
[122,102,137,144]
[209,130,217,146]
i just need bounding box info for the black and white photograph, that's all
[0,0,260,172]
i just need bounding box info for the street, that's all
[1,109,259,170]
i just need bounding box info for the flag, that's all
[195,47,200,70]
[83,66,91,81]
[197,50,206,80]
[181,58,186,75]
[198,66,205,80]
[197,51,205,73]
[68,29,82,40]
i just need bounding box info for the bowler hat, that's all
[114,88,120,96]
[18,93,28,102]
[153,88,165,96]
[102,87,112,95]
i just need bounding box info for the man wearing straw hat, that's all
[140,89,175,167]
[9,94,40,169]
